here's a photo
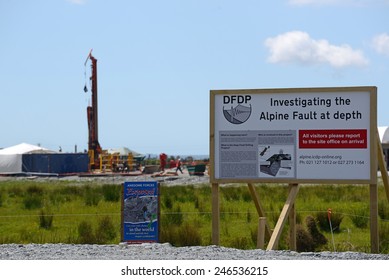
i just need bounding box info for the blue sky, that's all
[1,0,388,156]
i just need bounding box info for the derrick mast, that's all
[84,50,102,169]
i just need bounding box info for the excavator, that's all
[84,50,102,170]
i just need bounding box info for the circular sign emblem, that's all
[223,104,252,124]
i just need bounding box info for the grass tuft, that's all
[39,209,54,229]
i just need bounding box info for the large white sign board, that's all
[210,87,377,184]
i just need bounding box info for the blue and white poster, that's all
[122,181,159,243]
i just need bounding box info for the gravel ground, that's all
[0,167,210,187]
[1,243,389,260]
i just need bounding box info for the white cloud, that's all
[372,33,389,56]
[264,31,369,68]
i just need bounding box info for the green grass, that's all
[0,180,388,254]
[0,180,121,244]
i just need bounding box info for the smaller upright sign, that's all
[122,181,159,243]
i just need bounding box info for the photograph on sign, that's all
[258,130,295,178]
[211,87,376,183]
[122,181,159,243]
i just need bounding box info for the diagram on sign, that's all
[223,104,252,124]
[259,145,295,178]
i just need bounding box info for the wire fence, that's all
[1,209,388,252]
[1,209,389,222]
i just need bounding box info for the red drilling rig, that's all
[84,50,102,170]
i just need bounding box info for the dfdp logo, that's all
[222,95,252,124]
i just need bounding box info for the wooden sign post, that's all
[210,86,383,253]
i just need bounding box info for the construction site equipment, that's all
[187,163,206,176]
[159,153,167,172]
[127,153,134,171]
[84,50,102,170]
[99,150,137,172]
[99,150,113,172]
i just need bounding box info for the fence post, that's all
[257,217,267,249]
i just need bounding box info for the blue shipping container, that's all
[22,153,89,174]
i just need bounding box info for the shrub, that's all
[378,203,389,220]
[163,195,173,209]
[159,225,176,244]
[229,237,252,249]
[296,224,315,252]
[84,187,101,206]
[242,190,252,202]
[39,209,54,229]
[250,226,258,245]
[78,220,96,244]
[175,223,202,246]
[246,209,252,223]
[159,223,202,247]
[194,196,199,209]
[102,184,121,202]
[23,195,43,209]
[316,211,343,233]
[27,185,44,196]
[95,216,117,244]
[23,184,45,209]
[78,217,117,244]
[305,216,327,247]
[350,208,369,229]
[59,185,84,197]
[294,216,328,252]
